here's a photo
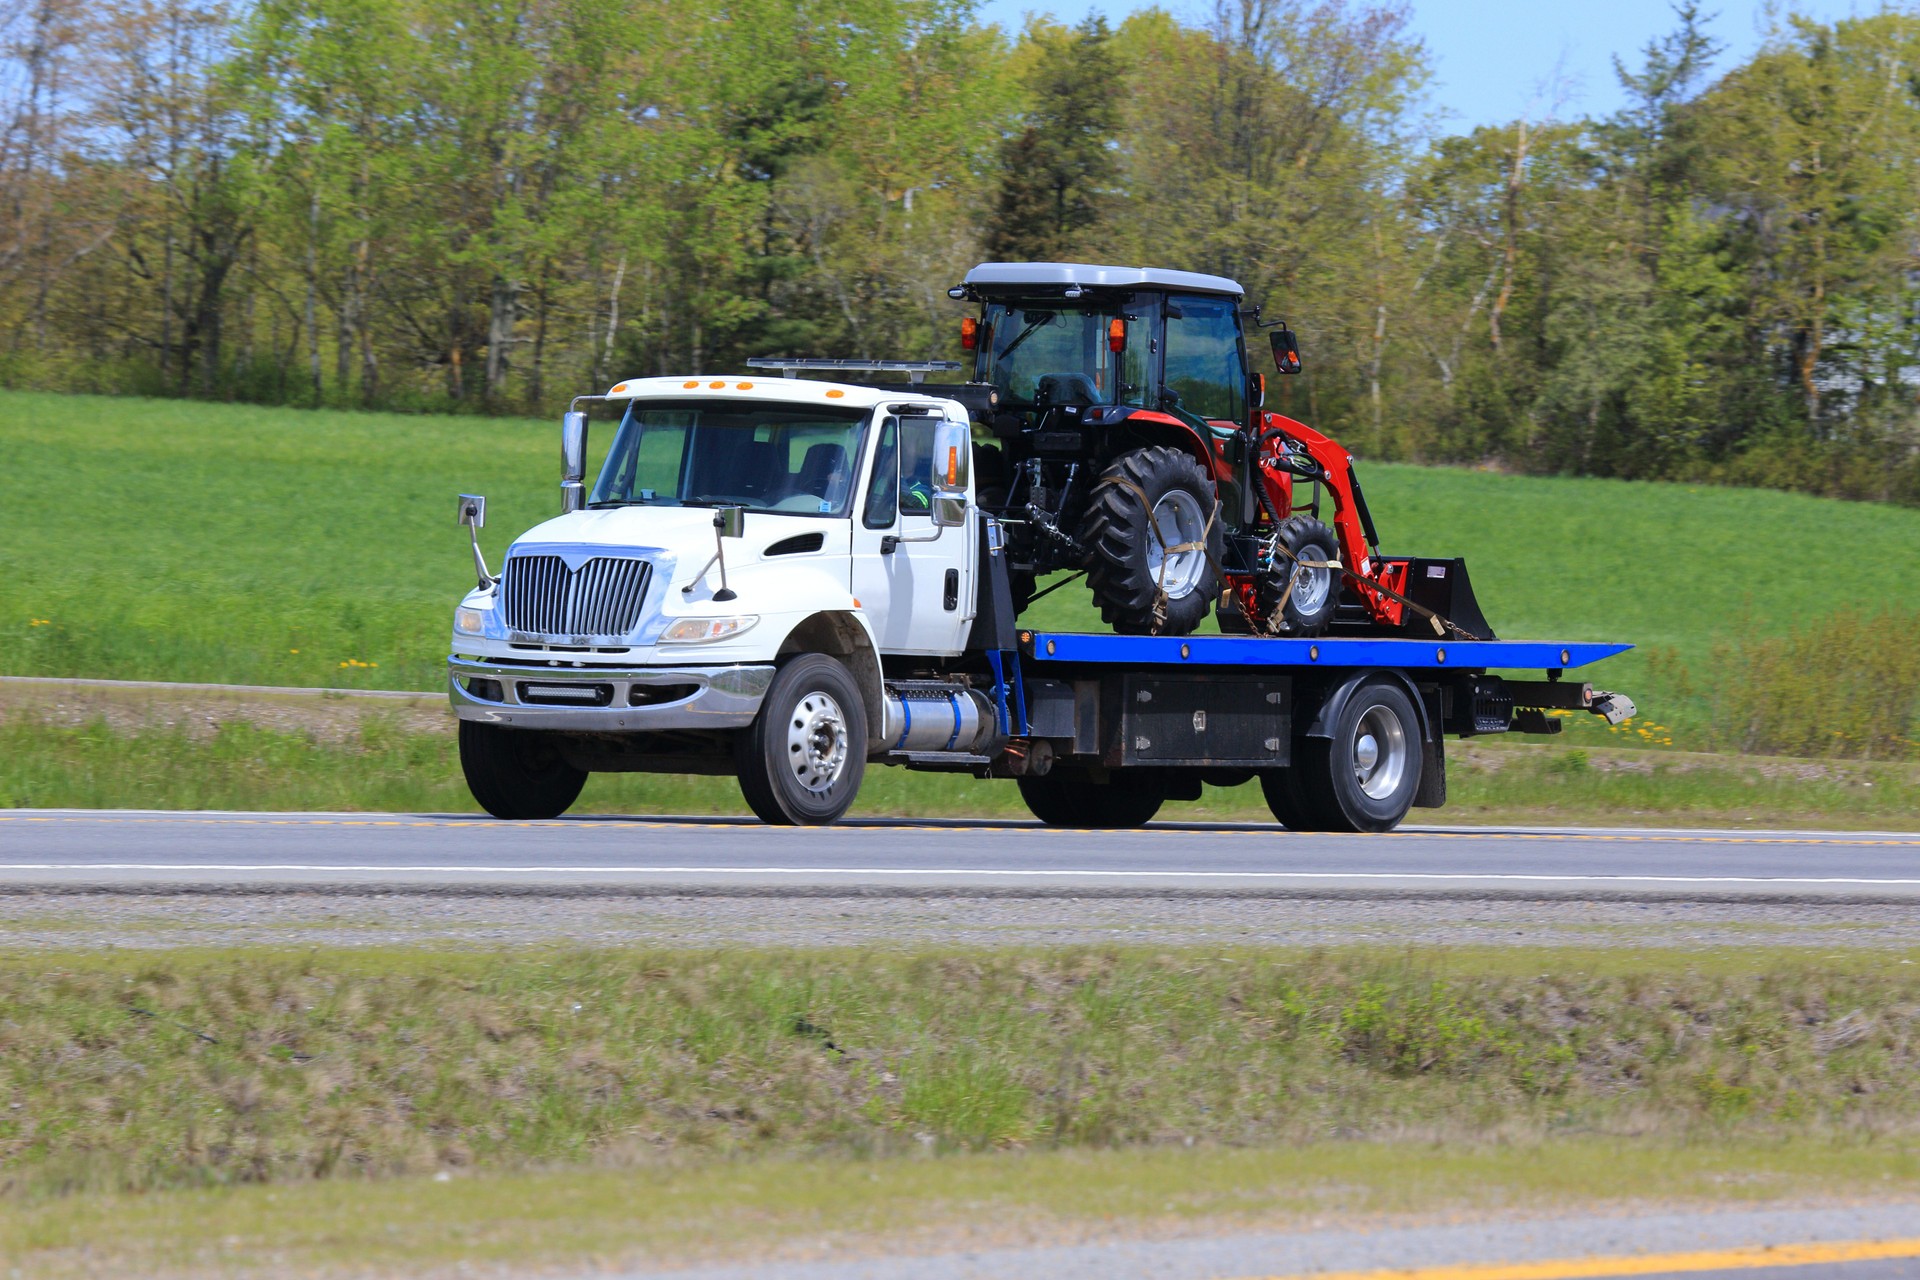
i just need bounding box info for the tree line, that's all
[2,0,1917,502]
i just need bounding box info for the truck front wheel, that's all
[1264,681,1423,832]
[734,654,868,825]
[458,721,588,820]
[1017,771,1165,829]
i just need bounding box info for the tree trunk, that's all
[304,190,322,403]
[485,274,519,405]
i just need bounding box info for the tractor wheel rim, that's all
[1290,541,1333,615]
[1146,490,1207,599]
[788,691,848,794]
[1353,705,1407,800]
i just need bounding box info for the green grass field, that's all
[4,389,1919,747]
[5,945,1919,1275]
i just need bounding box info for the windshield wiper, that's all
[996,312,1055,362]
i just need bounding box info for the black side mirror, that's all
[1270,327,1302,375]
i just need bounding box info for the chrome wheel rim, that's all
[1353,704,1408,800]
[1289,541,1333,615]
[1146,490,1208,600]
[787,690,849,793]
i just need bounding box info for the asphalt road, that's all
[3,809,1917,898]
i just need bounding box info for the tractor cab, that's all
[956,262,1257,444]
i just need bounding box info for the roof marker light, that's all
[683,380,699,389]
[612,382,630,394]
[826,389,845,398]
[708,380,725,389]
[736,382,754,390]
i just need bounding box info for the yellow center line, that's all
[1239,1235,1920,1280]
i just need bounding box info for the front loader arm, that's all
[1251,412,1406,628]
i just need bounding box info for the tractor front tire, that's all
[1017,771,1166,829]
[734,654,868,826]
[1259,515,1341,636]
[459,721,588,820]
[1081,446,1223,636]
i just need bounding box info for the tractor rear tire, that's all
[1017,771,1165,829]
[1081,446,1223,636]
[459,721,588,820]
[734,654,868,826]
[1259,515,1340,636]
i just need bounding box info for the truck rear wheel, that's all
[1265,681,1423,832]
[734,654,868,826]
[1017,771,1165,828]
[458,720,588,820]
[1082,446,1222,636]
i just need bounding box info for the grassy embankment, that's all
[5,945,1919,1274]
[2,389,1916,821]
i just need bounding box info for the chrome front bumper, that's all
[448,657,774,731]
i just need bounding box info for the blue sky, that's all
[971,0,1885,129]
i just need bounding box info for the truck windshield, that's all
[588,399,869,517]
[978,302,1151,410]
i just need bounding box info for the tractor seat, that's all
[1035,372,1101,408]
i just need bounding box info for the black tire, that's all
[1016,771,1165,829]
[1270,681,1424,833]
[1258,763,1336,831]
[1081,446,1224,636]
[458,720,588,820]
[1258,515,1340,636]
[734,654,868,826]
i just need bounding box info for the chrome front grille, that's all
[501,554,651,639]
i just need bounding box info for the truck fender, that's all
[1302,671,1436,746]
[774,610,886,752]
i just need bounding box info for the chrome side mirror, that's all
[457,493,492,589]
[930,494,967,529]
[929,418,971,495]
[561,410,588,513]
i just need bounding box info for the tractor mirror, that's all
[1270,328,1302,375]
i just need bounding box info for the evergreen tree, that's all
[984,17,1121,261]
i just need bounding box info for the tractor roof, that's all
[962,262,1244,299]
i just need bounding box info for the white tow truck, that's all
[447,369,1635,829]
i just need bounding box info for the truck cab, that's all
[449,376,989,824]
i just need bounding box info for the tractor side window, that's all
[863,417,899,528]
[1163,297,1247,422]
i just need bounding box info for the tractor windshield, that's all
[588,398,870,517]
[977,303,1152,411]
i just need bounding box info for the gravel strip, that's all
[4,891,1920,950]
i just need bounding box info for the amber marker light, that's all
[826,389,845,398]
[959,316,978,351]
[611,382,630,394]
[1107,317,1126,353]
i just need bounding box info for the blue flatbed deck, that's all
[1020,632,1630,671]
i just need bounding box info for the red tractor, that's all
[947,262,1494,641]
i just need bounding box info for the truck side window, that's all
[1163,297,1246,422]
[863,417,899,528]
[898,417,936,517]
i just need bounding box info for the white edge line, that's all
[3,864,1920,885]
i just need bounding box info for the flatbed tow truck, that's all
[446,263,1634,830]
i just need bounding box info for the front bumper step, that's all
[448,657,774,731]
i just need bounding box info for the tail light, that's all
[960,316,979,351]
[1107,318,1126,353]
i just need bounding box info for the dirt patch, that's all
[0,676,448,742]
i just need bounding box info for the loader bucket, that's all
[1399,557,1497,641]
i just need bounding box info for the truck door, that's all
[850,410,976,656]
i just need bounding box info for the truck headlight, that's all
[455,606,489,635]
[660,615,757,644]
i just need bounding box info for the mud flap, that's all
[1413,735,1446,808]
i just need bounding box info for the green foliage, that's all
[983,17,1122,261]
[2,2,1917,502]
[1703,610,1920,760]
[6,947,1920,1198]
